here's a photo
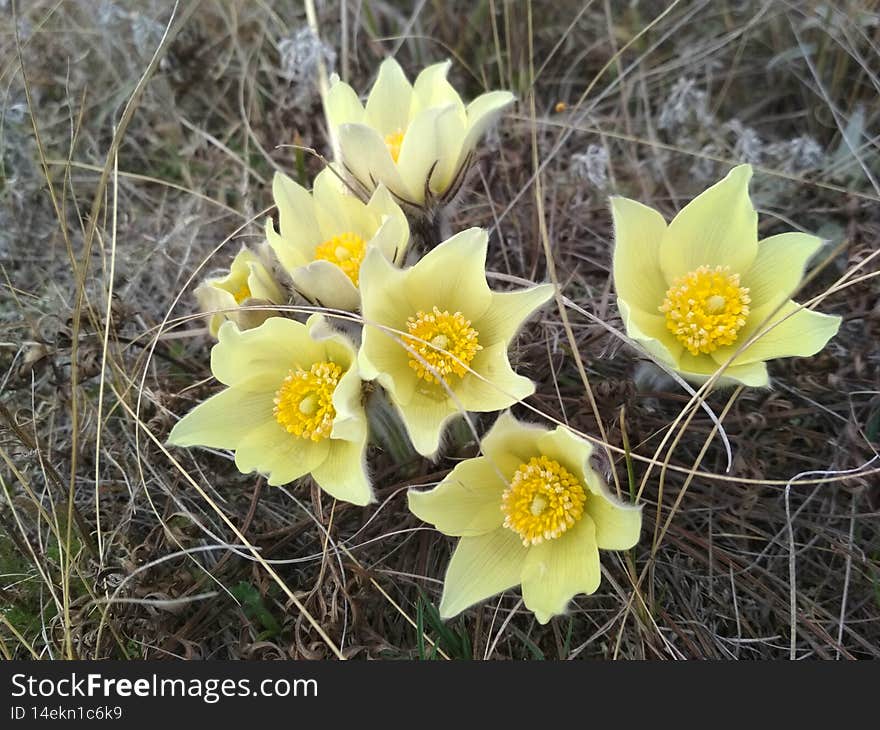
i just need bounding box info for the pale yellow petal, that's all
[196,253,278,336]
[535,424,594,482]
[428,105,467,196]
[465,90,516,134]
[201,247,253,301]
[396,106,462,203]
[395,390,457,458]
[455,342,535,412]
[676,352,770,387]
[312,166,374,242]
[305,308,356,352]
[364,57,413,135]
[358,246,419,404]
[289,260,361,311]
[195,281,237,338]
[407,457,506,537]
[358,331,418,407]
[521,514,601,624]
[235,420,328,486]
[455,90,515,168]
[337,122,409,200]
[311,436,373,505]
[476,284,553,347]
[438,528,528,620]
[272,172,322,256]
[303,309,347,342]
[266,217,308,273]
[367,206,409,265]
[325,75,364,128]
[207,313,225,338]
[611,196,670,313]
[716,299,841,367]
[358,245,410,326]
[585,490,642,550]
[403,227,493,320]
[327,359,366,444]
[246,260,284,303]
[228,247,259,276]
[210,318,323,387]
[726,361,770,387]
[407,61,467,194]
[479,411,544,477]
[365,183,408,251]
[659,164,758,282]
[230,306,277,335]
[167,384,274,449]
[618,298,682,367]
[395,106,446,202]
[410,60,465,117]
[742,232,823,309]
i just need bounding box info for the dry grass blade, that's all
[1,0,877,661]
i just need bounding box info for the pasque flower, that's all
[167,315,372,505]
[195,246,285,337]
[358,227,552,458]
[612,164,840,386]
[267,166,409,311]
[325,58,515,207]
[408,412,642,623]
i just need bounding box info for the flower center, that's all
[314,232,367,286]
[232,282,252,304]
[273,361,342,442]
[384,130,405,163]
[659,265,751,355]
[501,455,587,546]
[404,306,482,384]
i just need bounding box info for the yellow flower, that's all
[326,58,515,207]
[266,167,409,311]
[612,164,841,387]
[358,227,553,457]
[408,412,642,624]
[195,246,285,337]
[167,315,372,505]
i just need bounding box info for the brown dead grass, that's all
[1,0,878,659]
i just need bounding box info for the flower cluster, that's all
[612,165,840,387]
[169,58,840,626]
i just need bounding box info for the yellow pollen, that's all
[384,130,405,163]
[501,455,587,547]
[232,282,252,304]
[314,232,367,286]
[273,361,342,442]
[404,307,482,384]
[659,265,751,356]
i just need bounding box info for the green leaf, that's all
[415,591,472,660]
[231,581,281,639]
[507,624,545,660]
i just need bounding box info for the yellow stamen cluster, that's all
[404,307,482,384]
[232,282,252,304]
[273,361,342,442]
[501,455,587,546]
[384,130,405,163]
[659,265,751,355]
[314,232,368,286]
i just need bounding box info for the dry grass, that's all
[1,0,878,660]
